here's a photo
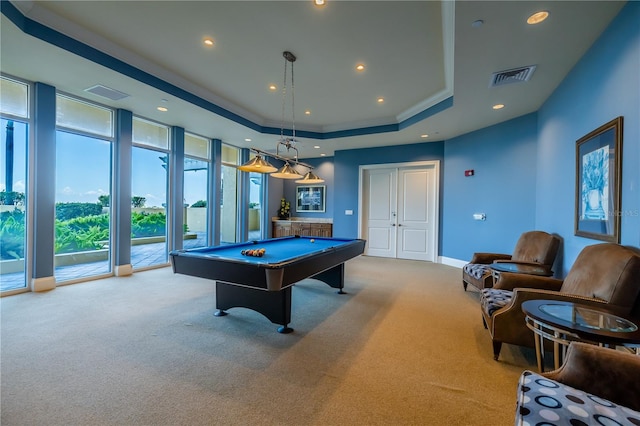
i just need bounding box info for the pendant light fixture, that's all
[271,162,301,179]
[238,51,323,183]
[237,154,277,173]
[295,170,324,184]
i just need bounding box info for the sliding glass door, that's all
[54,94,114,283]
[54,131,112,282]
[0,118,28,292]
[131,117,170,269]
[220,145,239,244]
[248,172,264,241]
[183,133,211,249]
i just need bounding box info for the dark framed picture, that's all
[296,185,325,212]
[574,116,623,242]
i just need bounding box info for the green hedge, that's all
[0,208,170,260]
[0,209,25,260]
[131,211,166,238]
[55,216,110,253]
[56,202,103,221]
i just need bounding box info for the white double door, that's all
[361,162,439,261]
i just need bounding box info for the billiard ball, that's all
[310,239,315,243]
[242,248,265,256]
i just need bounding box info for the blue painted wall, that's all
[442,113,538,261]
[332,142,445,238]
[536,1,640,274]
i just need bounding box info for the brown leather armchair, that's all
[480,243,640,360]
[515,343,640,424]
[462,231,560,291]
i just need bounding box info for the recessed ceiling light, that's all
[314,0,325,6]
[471,20,484,28]
[203,37,214,47]
[269,84,277,91]
[320,153,326,156]
[421,134,429,138]
[492,104,505,110]
[356,64,365,72]
[377,97,384,104]
[245,138,252,142]
[157,106,168,112]
[305,110,311,115]
[527,11,549,25]
[314,145,320,149]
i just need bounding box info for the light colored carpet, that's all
[1,256,537,425]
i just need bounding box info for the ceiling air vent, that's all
[489,65,537,88]
[84,84,130,101]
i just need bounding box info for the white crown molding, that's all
[396,0,455,123]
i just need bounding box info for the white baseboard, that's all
[32,276,56,292]
[439,256,467,269]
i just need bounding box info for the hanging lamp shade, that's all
[271,162,302,179]
[238,155,277,173]
[295,170,325,184]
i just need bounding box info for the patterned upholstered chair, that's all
[515,343,640,425]
[481,243,640,360]
[462,231,560,292]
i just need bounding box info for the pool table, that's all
[170,236,366,333]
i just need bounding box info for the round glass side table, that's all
[521,299,640,372]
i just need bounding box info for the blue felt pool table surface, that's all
[176,236,357,266]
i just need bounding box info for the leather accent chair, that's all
[480,243,640,360]
[515,343,640,424]
[462,231,560,292]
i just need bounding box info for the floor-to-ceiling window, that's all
[0,76,30,293]
[220,144,239,244]
[54,94,114,283]
[131,117,170,269]
[183,133,211,249]
[249,172,264,240]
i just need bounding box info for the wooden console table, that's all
[272,218,332,238]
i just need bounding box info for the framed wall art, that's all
[574,116,623,242]
[296,185,325,212]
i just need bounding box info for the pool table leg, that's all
[277,325,293,334]
[215,281,293,333]
[312,263,346,294]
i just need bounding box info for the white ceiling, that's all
[1,0,625,159]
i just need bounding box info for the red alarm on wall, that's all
[465,169,474,177]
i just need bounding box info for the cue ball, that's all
[310,239,315,243]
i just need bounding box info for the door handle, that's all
[398,224,403,227]
[391,223,396,226]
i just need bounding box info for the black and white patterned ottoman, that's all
[515,370,640,426]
